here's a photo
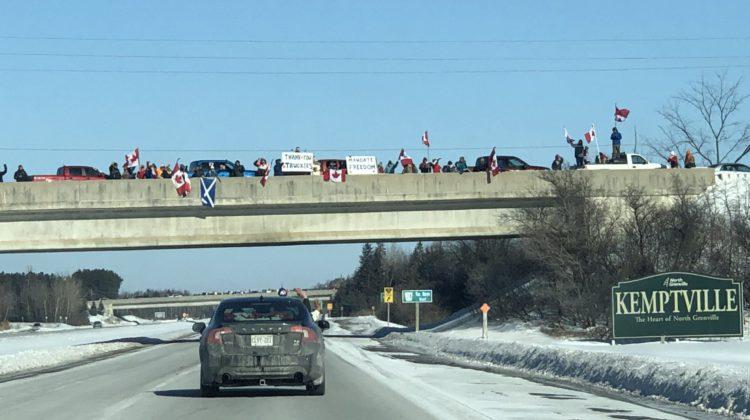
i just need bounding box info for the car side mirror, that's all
[192,322,206,334]
[317,320,330,330]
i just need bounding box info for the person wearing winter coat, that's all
[0,163,6,182]
[610,127,622,159]
[14,164,30,182]
[455,157,469,173]
[551,154,564,170]
[684,149,696,168]
[667,151,679,168]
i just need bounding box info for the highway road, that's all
[0,335,706,420]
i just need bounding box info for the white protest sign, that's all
[281,152,314,173]
[346,155,378,175]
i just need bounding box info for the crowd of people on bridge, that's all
[0,131,703,184]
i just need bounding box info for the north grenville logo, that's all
[663,277,688,288]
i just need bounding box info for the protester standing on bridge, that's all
[551,154,563,170]
[455,156,469,173]
[108,162,122,180]
[432,159,441,173]
[0,163,6,182]
[419,157,431,173]
[668,151,679,168]
[684,149,696,168]
[442,160,454,172]
[273,159,283,176]
[384,160,396,174]
[232,160,245,177]
[610,127,622,160]
[568,139,585,168]
[14,165,30,182]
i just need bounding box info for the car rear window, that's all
[219,301,305,322]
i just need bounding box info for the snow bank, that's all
[382,325,750,416]
[0,342,138,377]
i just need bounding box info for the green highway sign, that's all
[402,289,433,303]
[611,272,744,340]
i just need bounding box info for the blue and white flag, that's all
[200,177,217,208]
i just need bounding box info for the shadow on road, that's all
[91,337,199,345]
[154,388,312,398]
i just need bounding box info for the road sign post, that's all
[480,303,491,339]
[384,287,394,327]
[401,290,432,333]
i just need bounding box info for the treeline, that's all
[330,172,750,333]
[0,269,123,326]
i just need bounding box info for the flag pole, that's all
[593,123,600,159]
[634,125,638,153]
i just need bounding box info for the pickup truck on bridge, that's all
[32,165,107,182]
[583,153,664,170]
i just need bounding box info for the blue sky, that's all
[1,1,749,292]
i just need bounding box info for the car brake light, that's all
[206,327,233,344]
[290,325,318,343]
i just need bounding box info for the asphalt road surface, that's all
[0,336,705,420]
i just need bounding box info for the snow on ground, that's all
[379,316,750,418]
[0,320,194,377]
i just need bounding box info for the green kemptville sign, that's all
[611,272,744,340]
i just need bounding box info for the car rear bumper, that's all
[201,349,324,387]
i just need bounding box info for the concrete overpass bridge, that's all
[92,289,337,318]
[0,170,714,253]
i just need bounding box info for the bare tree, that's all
[655,72,750,165]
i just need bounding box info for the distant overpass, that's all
[92,289,337,317]
[0,170,714,252]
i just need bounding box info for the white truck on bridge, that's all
[583,153,664,170]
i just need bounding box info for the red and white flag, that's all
[256,161,270,187]
[421,130,430,147]
[323,168,346,183]
[171,163,192,197]
[124,148,139,168]
[615,107,630,122]
[399,149,413,167]
[488,147,500,176]
[584,125,596,144]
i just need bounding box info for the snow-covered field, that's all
[381,316,750,418]
[0,317,193,378]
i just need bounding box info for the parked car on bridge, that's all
[582,153,664,170]
[193,296,328,397]
[473,156,548,172]
[31,165,107,182]
[187,160,256,178]
[710,162,750,181]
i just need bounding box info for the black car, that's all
[473,155,548,172]
[193,296,328,397]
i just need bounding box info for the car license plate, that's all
[251,335,273,347]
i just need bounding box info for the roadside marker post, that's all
[480,303,491,339]
[383,287,394,327]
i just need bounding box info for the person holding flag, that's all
[171,162,191,198]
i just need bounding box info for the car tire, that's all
[200,371,219,397]
[200,383,219,398]
[306,378,325,396]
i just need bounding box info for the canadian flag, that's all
[584,125,596,144]
[171,163,192,197]
[323,168,346,182]
[615,107,630,122]
[488,147,500,176]
[124,148,139,168]
[256,161,270,187]
[422,130,430,147]
[399,149,413,167]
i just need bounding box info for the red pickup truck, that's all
[32,165,107,182]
